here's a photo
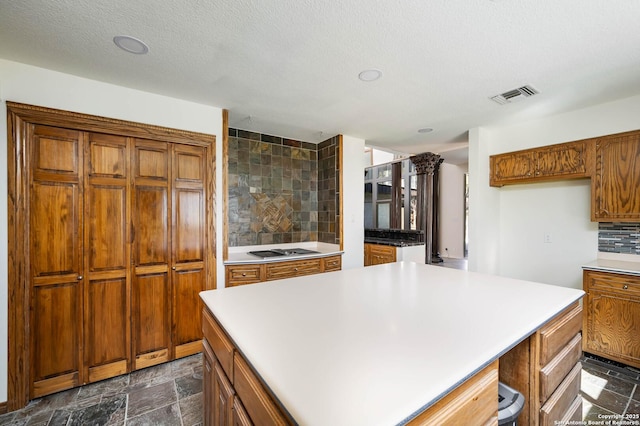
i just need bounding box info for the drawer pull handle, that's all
[294,268,298,271]
[242,273,246,277]
[623,285,629,289]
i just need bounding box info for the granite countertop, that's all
[200,262,584,426]
[364,237,425,247]
[582,258,640,276]
[225,242,343,264]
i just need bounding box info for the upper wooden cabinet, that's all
[490,140,593,187]
[591,131,640,221]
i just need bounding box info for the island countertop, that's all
[200,261,584,426]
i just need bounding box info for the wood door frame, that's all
[6,102,216,411]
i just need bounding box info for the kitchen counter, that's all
[583,258,640,276]
[200,261,584,425]
[225,242,343,264]
[364,228,424,247]
[364,237,424,247]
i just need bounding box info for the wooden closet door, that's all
[84,133,131,381]
[132,139,172,369]
[29,125,84,398]
[172,144,207,358]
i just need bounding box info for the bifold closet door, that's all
[29,125,84,398]
[172,144,206,358]
[84,133,131,382]
[132,139,172,369]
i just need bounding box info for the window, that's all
[364,159,418,230]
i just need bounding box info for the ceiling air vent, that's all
[490,85,539,105]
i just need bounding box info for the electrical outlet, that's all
[544,233,552,243]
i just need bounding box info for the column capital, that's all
[410,152,443,175]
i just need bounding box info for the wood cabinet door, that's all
[232,397,253,426]
[132,139,172,369]
[368,244,396,265]
[29,125,84,398]
[172,145,207,358]
[84,133,131,382]
[203,340,217,426]
[214,360,235,426]
[584,271,640,368]
[535,140,590,178]
[489,151,534,186]
[592,132,640,221]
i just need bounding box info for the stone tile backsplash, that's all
[228,128,339,246]
[598,222,640,255]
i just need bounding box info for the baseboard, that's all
[0,401,7,414]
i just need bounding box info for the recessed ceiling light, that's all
[418,128,433,133]
[113,35,149,55]
[358,69,383,82]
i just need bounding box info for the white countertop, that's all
[583,258,640,276]
[225,241,343,264]
[200,261,584,426]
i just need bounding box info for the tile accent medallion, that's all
[228,128,340,246]
[598,222,640,255]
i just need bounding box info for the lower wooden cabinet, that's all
[499,302,583,426]
[583,270,640,368]
[225,255,342,287]
[364,243,396,266]
[407,360,499,425]
[203,302,582,426]
[203,308,293,426]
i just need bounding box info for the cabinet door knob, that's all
[623,285,629,289]
[172,266,176,270]
[77,275,83,280]
[242,273,246,277]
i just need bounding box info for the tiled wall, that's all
[318,136,340,245]
[598,223,640,255]
[227,128,339,246]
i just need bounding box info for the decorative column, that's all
[410,153,443,264]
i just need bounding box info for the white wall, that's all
[341,135,365,269]
[438,162,467,259]
[469,93,640,289]
[0,59,224,402]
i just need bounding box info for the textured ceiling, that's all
[2,0,640,164]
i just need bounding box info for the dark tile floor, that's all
[582,353,640,420]
[0,354,203,426]
[1,346,638,425]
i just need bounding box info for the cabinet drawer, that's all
[203,308,234,378]
[540,333,582,402]
[559,395,582,424]
[408,360,498,425]
[539,302,582,365]
[585,270,640,295]
[233,353,291,425]
[540,362,582,426]
[226,265,263,287]
[323,255,342,272]
[265,259,322,281]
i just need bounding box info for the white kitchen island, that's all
[200,261,584,426]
